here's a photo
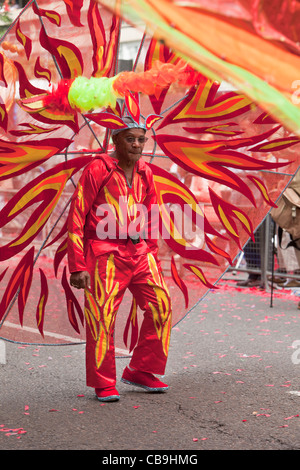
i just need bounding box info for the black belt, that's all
[129,236,141,245]
[85,231,141,245]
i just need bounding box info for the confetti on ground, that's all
[0,425,27,437]
[288,391,300,396]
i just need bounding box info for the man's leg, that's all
[125,252,172,380]
[84,252,128,390]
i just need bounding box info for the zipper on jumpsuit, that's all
[116,161,137,189]
[114,161,143,244]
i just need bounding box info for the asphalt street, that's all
[1,274,300,455]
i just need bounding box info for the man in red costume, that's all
[67,117,172,402]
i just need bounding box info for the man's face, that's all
[113,127,147,163]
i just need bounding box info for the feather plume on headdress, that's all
[18,60,200,130]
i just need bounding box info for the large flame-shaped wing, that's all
[99,0,300,137]
[0,0,299,351]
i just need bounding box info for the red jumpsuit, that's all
[67,154,172,389]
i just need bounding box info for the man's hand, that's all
[70,271,91,290]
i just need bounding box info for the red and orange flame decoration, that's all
[0,0,299,348]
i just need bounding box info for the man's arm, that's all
[67,159,105,288]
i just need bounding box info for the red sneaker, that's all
[121,367,169,392]
[95,386,120,402]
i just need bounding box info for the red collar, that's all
[105,153,147,173]
[93,153,148,180]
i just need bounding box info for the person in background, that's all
[271,169,300,305]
